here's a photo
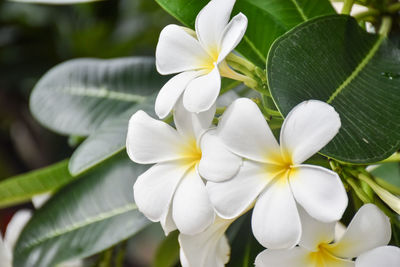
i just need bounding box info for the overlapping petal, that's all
[133,161,186,222]
[327,204,391,258]
[172,169,215,235]
[160,205,177,236]
[198,132,242,182]
[206,160,269,219]
[0,235,11,267]
[280,100,341,164]
[290,165,348,223]
[174,97,216,139]
[155,71,202,119]
[217,13,248,62]
[179,217,232,267]
[195,0,236,52]
[183,66,221,113]
[217,98,280,163]
[156,25,210,75]
[298,205,336,251]
[252,179,301,249]
[126,111,182,164]
[355,246,400,267]
[255,247,310,267]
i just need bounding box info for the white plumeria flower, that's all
[202,98,348,249]
[179,216,234,267]
[355,246,400,267]
[255,204,398,267]
[126,99,240,235]
[155,0,248,118]
[0,210,32,267]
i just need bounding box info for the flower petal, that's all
[217,13,248,62]
[355,246,400,267]
[133,161,186,222]
[156,24,209,75]
[195,0,236,52]
[252,179,301,249]
[280,100,341,164]
[0,235,12,267]
[198,131,242,182]
[298,205,336,251]
[290,165,348,223]
[172,169,215,234]
[155,71,201,119]
[206,160,270,219]
[160,206,177,236]
[255,247,310,267]
[126,110,182,164]
[179,217,232,267]
[174,97,216,139]
[328,204,391,258]
[183,66,221,113]
[217,98,280,163]
[4,209,32,250]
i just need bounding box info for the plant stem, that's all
[387,2,400,13]
[354,9,380,21]
[379,16,392,36]
[341,0,354,15]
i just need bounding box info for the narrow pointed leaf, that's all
[13,154,150,267]
[0,160,74,208]
[30,57,167,136]
[68,95,156,176]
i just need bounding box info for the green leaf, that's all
[0,160,74,208]
[68,96,155,176]
[267,15,400,163]
[152,231,180,267]
[227,214,263,267]
[30,57,167,136]
[14,153,151,267]
[370,163,400,194]
[155,0,335,67]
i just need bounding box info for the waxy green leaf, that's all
[68,96,155,176]
[14,154,150,267]
[155,0,335,67]
[30,57,167,136]
[268,15,400,163]
[0,160,74,208]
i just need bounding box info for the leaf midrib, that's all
[55,86,147,103]
[327,35,385,104]
[18,203,137,253]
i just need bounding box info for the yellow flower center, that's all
[198,46,220,71]
[179,137,202,169]
[308,243,347,266]
[265,150,297,183]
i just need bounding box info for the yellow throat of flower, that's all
[179,138,202,169]
[308,244,346,266]
[266,150,297,183]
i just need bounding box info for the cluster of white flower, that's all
[126,0,400,266]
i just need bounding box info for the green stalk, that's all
[341,0,354,15]
[379,16,392,36]
[387,2,400,13]
[357,172,400,214]
[354,9,380,21]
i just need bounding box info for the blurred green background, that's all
[0,0,175,265]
